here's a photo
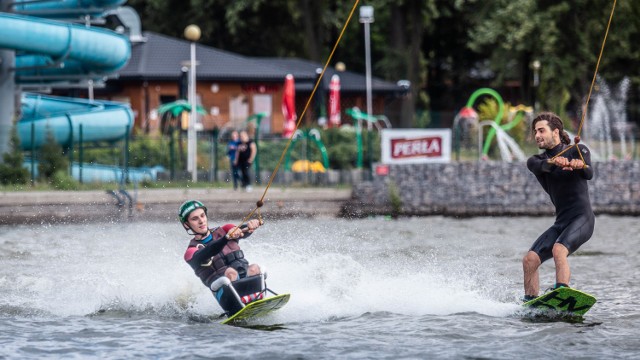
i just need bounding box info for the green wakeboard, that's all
[523,287,596,316]
[221,293,290,325]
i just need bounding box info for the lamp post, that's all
[532,59,541,113]
[184,24,201,182]
[360,5,374,179]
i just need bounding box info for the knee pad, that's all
[210,276,231,292]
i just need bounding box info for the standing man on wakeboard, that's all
[523,112,595,302]
[179,200,262,290]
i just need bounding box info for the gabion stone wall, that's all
[344,161,640,217]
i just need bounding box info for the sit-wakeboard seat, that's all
[210,273,267,315]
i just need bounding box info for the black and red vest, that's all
[185,227,243,287]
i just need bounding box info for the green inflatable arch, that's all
[284,129,330,172]
[464,88,527,158]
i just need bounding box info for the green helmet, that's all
[178,200,207,223]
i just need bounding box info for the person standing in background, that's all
[235,130,256,192]
[226,130,240,190]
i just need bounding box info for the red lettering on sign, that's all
[241,84,279,93]
[390,137,442,158]
[376,164,389,176]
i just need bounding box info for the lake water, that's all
[1,216,638,359]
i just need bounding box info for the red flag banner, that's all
[282,74,297,138]
[328,74,341,127]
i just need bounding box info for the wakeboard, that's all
[523,287,596,316]
[221,293,290,325]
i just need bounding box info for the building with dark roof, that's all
[97,31,408,134]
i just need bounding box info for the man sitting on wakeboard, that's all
[179,200,263,301]
[522,112,595,302]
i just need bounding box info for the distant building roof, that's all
[118,32,294,81]
[117,32,406,94]
[259,58,404,94]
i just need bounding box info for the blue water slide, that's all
[0,3,132,150]
[18,93,133,150]
[11,0,126,19]
[0,12,130,81]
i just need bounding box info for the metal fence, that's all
[5,112,638,185]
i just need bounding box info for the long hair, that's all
[531,112,571,145]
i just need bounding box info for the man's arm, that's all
[185,236,228,263]
[248,142,257,164]
[576,144,594,180]
[184,224,238,263]
[225,220,261,241]
[527,154,553,175]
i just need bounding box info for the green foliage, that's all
[248,128,380,172]
[415,108,432,129]
[322,128,359,170]
[477,98,500,157]
[50,170,79,190]
[505,106,529,146]
[364,131,381,164]
[326,142,357,170]
[126,0,433,114]
[387,181,402,218]
[477,98,501,123]
[0,126,29,185]
[464,0,640,114]
[251,139,288,172]
[477,98,529,157]
[124,0,640,123]
[129,135,171,168]
[81,134,180,170]
[81,144,120,165]
[38,130,68,181]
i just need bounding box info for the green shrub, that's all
[323,128,358,169]
[252,139,288,171]
[250,127,381,172]
[82,134,182,170]
[0,126,29,185]
[38,129,68,181]
[388,181,402,218]
[51,170,79,190]
[129,135,171,167]
[81,146,119,165]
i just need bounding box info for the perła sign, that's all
[381,129,451,164]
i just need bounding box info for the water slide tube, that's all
[1,11,130,81]
[18,93,133,149]
[0,6,132,149]
[11,0,126,19]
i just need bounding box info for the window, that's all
[252,94,272,133]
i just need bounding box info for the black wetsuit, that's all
[527,143,595,263]
[236,140,254,188]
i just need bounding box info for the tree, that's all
[38,129,69,182]
[464,0,640,117]
[423,2,492,108]
[359,0,435,127]
[124,0,640,125]
[0,126,29,185]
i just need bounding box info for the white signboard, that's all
[381,129,452,164]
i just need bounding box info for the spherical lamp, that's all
[184,24,201,42]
